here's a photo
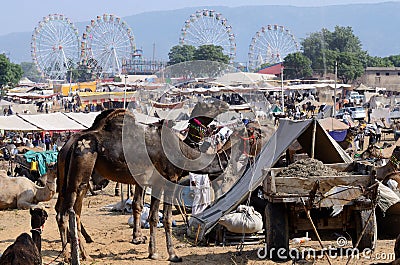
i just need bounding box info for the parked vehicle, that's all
[348,107,366,120]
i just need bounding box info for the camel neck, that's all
[31,229,42,256]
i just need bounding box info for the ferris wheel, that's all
[31,14,80,80]
[81,14,135,77]
[179,9,236,63]
[248,24,299,72]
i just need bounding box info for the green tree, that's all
[366,56,394,67]
[0,54,22,88]
[168,45,196,65]
[193,45,229,64]
[302,26,366,83]
[283,52,313,79]
[20,62,42,82]
[387,55,400,67]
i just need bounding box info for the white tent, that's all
[19,112,86,131]
[0,115,40,131]
[63,112,101,128]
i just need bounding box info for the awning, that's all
[18,113,86,131]
[0,115,40,131]
[63,112,101,128]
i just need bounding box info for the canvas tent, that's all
[18,113,86,131]
[0,115,40,131]
[318,117,349,131]
[63,112,101,128]
[189,118,352,240]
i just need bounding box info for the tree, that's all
[193,45,229,64]
[167,44,229,65]
[366,56,394,67]
[301,26,366,83]
[387,55,400,67]
[0,54,22,88]
[168,45,196,65]
[283,52,313,79]
[20,62,42,82]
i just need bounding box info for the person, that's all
[189,172,211,215]
[375,123,382,143]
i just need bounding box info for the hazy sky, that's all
[0,0,396,36]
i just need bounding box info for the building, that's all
[361,67,400,91]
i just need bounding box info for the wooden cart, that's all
[262,162,377,260]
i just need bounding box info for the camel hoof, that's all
[131,236,147,244]
[169,255,183,262]
[149,253,159,260]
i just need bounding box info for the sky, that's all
[0,0,397,36]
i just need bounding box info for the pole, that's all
[333,61,337,117]
[311,119,317,159]
[124,74,127,109]
[281,66,284,112]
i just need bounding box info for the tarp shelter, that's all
[214,72,275,86]
[318,117,350,131]
[0,115,40,131]
[132,110,161,124]
[18,113,86,131]
[78,91,137,105]
[189,118,352,240]
[63,112,101,128]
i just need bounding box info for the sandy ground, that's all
[0,182,397,265]
[0,131,398,264]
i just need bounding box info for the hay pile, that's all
[277,158,339,178]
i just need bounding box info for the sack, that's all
[218,205,263,234]
[30,161,38,171]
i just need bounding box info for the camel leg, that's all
[131,185,146,244]
[74,183,92,260]
[163,191,182,262]
[148,189,161,260]
[57,147,98,262]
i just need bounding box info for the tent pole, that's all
[311,118,316,159]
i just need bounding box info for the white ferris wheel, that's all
[179,9,236,63]
[248,24,299,72]
[81,14,135,77]
[31,14,80,80]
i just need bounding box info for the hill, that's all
[1,2,400,64]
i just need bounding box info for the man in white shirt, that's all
[190,172,211,215]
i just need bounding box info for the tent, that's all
[0,115,40,131]
[189,118,352,240]
[18,113,86,131]
[318,117,349,131]
[63,112,101,128]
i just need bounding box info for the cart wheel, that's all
[265,202,289,260]
[353,209,377,251]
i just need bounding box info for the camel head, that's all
[391,146,400,170]
[30,207,48,232]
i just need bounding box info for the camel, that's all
[0,168,56,210]
[0,233,41,265]
[0,208,48,265]
[55,106,259,262]
[30,207,48,256]
[337,128,357,150]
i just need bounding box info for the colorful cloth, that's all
[23,150,58,176]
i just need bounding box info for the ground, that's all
[0,130,398,264]
[0,182,397,265]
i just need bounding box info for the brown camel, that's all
[0,208,48,265]
[0,233,41,265]
[56,106,257,262]
[0,168,56,210]
[30,207,48,256]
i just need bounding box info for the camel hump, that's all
[88,108,135,131]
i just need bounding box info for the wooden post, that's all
[301,198,332,265]
[311,119,317,159]
[68,209,80,265]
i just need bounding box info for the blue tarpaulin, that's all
[328,130,348,142]
[24,150,58,176]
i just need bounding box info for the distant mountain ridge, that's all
[1,2,400,64]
